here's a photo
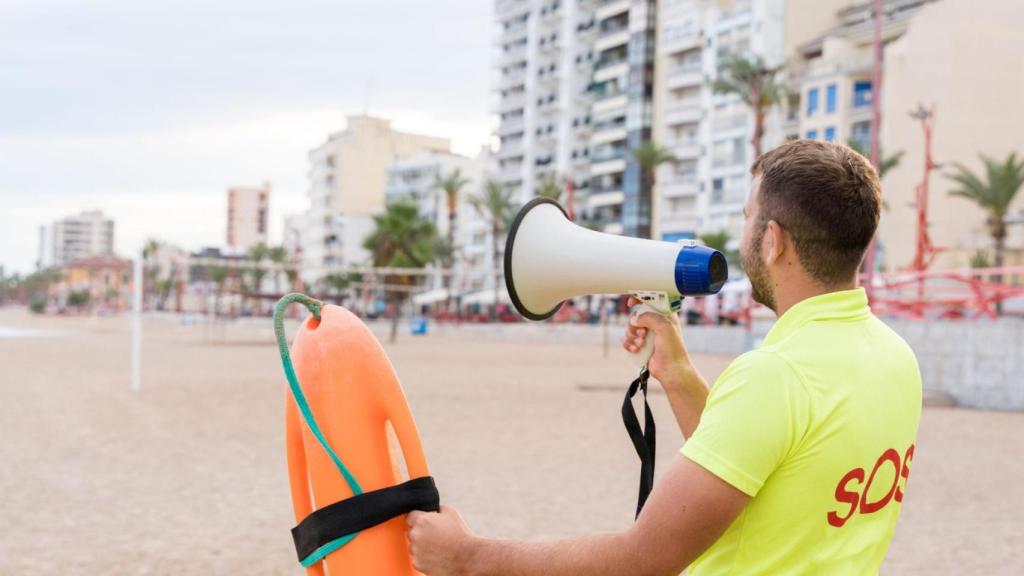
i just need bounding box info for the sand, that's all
[0,307,1021,575]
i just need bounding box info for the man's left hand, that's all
[407,506,476,576]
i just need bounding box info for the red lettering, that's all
[827,468,864,527]
[894,444,915,503]
[859,449,902,514]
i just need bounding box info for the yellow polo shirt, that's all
[681,288,921,575]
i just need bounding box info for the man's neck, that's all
[773,277,857,318]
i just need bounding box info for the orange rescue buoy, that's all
[282,300,433,575]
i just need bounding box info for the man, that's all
[408,140,922,575]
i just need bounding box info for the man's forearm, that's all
[659,362,709,439]
[464,531,643,576]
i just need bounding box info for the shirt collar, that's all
[761,288,871,347]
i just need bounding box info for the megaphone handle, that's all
[629,302,667,368]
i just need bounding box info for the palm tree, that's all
[469,180,517,319]
[208,265,228,317]
[142,238,162,306]
[847,139,904,179]
[267,245,287,295]
[363,201,442,342]
[946,152,1024,313]
[246,243,269,313]
[700,230,739,272]
[434,168,470,291]
[632,142,676,238]
[712,55,784,159]
[536,178,563,203]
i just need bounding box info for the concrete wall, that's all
[421,317,1024,411]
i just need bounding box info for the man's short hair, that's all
[751,140,881,285]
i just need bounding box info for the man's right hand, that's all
[622,296,692,388]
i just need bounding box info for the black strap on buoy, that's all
[291,476,440,564]
[622,368,656,519]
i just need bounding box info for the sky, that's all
[0,0,495,275]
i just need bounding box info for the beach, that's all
[0,307,1020,574]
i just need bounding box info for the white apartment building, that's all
[226,183,269,252]
[794,0,935,149]
[493,0,657,237]
[384,151,493,298]
[655,0,849,246]
[495,0,597,207]
[301,115,450,282]
[40,210,115,267]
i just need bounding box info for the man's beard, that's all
[742,231,777,313]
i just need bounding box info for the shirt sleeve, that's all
[681,350,809,497]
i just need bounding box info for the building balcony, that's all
[665,99,703,125]
[711,113,747,133]
[596,0,630,22]
[594,55,628,72]
[592,93,628,116]
[666,64,704,89]
[496,0,531,20]
[499,93,527,113]
[594,62,629,85]
[659,211,699,235]
[498,140,525,159]
[660,178,699,198]
[587,189,625,209]
[591,126,628,146]
[661,31,701,55]
[498,116,526,136]
[499,45,528,67]
[499,69,527,90]
[591,157,628,176]
[671,141,702,159]
[595,29,630,53]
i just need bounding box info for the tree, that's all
[267,245,287,294]
[434,168,470,292]
[142,238,162,306]
[536,178,563,203]
[363,201,442,342]
[946,152,1024,314]
[631,142,676,238]
[847,139,904,179]
[247,243,269,314]
[319,273,355,304]
[712,55,784,159]
[699,230,739,272]
[208,265,228,317]
[469,180,517,319]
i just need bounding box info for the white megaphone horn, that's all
[504,198,728,365]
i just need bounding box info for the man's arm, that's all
[407,455,749,576]
[625,298,710,438]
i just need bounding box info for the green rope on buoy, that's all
[274,293,363,566]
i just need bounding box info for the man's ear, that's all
[764,220,786,266]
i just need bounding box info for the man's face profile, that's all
[740,177,777,313]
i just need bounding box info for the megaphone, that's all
[504,198,728,363]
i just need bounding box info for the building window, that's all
[806,129,818,140]
[851,121,871,150]
[807,88,819,116]
[824,127,836,142]
[853,81,872,108]
[826,83,837,114]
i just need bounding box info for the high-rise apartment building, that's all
[654,0,848,245]
[385,150,492,297]
[226,183,270,251]
[493,0,656,237]
[301,115,450,281]
[40,210,115,267]
[792,0,935,150]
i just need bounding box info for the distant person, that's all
[407,141,922,575]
